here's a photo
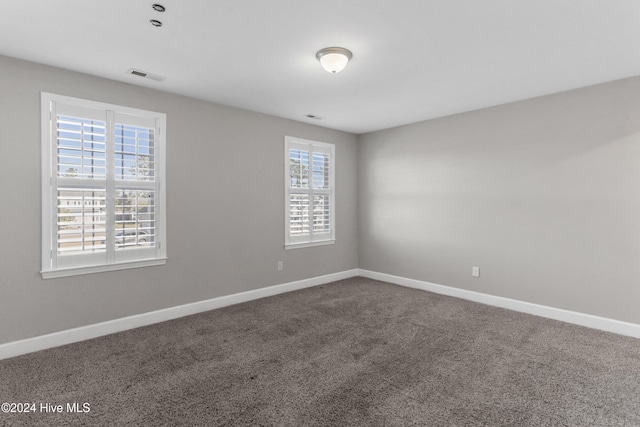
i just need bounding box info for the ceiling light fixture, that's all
[150,19,162,27]
[316,47,353,74]
[152,4,166,12]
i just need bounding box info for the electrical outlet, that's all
[277,261,283,271]
[472,266,480,277]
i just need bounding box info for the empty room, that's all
[1,1,640,425]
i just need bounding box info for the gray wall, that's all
[3,52,639,345]
[358,76,640,325]
[0,55,358,344]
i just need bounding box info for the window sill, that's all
[41,257,167,279]
[285,240,335,250]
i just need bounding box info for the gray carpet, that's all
[1,277,639,426]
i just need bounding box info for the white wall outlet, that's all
[472,266,480,277]
[277,261,283,271]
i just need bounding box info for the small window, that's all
[284,136,335,249]
[41,93,167,278]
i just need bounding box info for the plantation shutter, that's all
[112,112,160,265]
[42,93,166,278]
[285,137,335,248]
[52,102,109,269]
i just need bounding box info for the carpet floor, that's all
[1,277,639,426]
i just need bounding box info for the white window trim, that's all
[284,240,336,250]
[41,92,167,278]
[284,136,335,249]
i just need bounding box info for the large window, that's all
[41,93,166,278]
[284,136,335,249]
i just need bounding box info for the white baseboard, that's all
[358,269,640,339]
[0,269,359,360]
[3,268,638,360]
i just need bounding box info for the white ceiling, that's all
[2,1,640,134]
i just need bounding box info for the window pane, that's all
[114,124,156,181]
[57,188,107,255]
[114,190,156,249]
[57,116,106,179]
[289,194,310,236]
[312,152,330,190]
[289,149,309,189]
[313,195,331,234]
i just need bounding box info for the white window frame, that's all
[41,92,167,278]
[284,136,335,249]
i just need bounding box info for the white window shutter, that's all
[41,93,166,278]
[284,136,335,249]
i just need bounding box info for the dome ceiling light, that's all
[316,47,353,74]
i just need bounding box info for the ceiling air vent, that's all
[305,114,324,120]
[127,68,166,82]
